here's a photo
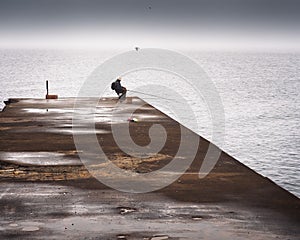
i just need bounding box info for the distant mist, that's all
[0,0,299,50]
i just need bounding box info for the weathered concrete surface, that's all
[0,98,299,240]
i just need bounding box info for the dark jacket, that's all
[114,80,123,94]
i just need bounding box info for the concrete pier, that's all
[0,98,299,239]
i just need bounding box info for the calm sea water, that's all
[0,49,299,197]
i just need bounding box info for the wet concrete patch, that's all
[1,98,300,239]
[0,199,27,219]
[1,182,299,240]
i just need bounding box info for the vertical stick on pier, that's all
[46,80,49,96]
[45,80,58,99]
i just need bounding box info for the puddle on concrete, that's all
[94,115,121,124]
[0,152,82,166]
[20,99,74,105]
[133,114,166,120]
[47,128,111,135]
[21,104,166,127]
[192,216,204,220]
[74,112,128,125]
[9,223,19,227]
[22,226,40,232]
[117,234,128,239]
[20,221,44,232]
[23,108,75,114]
[150,236,169,240]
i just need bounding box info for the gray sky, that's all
[0,0,299,50]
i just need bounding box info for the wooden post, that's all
[46,80,49,95]
[45,80,58,99]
